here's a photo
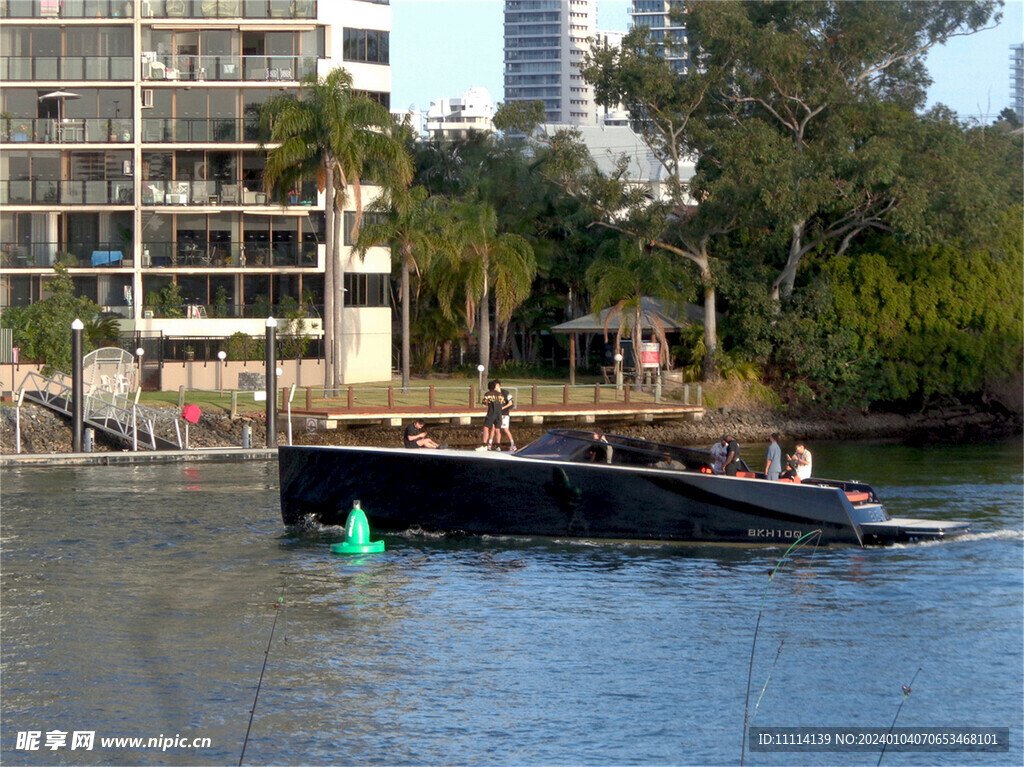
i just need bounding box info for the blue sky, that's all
[390,0,1024,122]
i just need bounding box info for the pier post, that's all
[265,317,277,448]
[71,318,84,452]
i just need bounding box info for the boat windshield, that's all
[516,429,715,472]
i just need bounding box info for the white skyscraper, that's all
[504,0,598,125]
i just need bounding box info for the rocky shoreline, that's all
[1,400,1019,456]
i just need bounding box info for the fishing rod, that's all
[877,667,922,767]
[740,529,822,767]
[239,597,284,767]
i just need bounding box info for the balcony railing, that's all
[1,0,320,18]
[139,0,316,19]
[0,118,133,145]
[1,180,133,206]
[0,241,317,269]
[0,56,133,81]
[1,242,131,268]
[140,117,267,143]
[141,241,317,268]
[142,179,316,207]
[2,0,134,18]
[142,53,317,83]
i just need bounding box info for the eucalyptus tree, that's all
[261,68,412,389]
[356,184,454,390]
[434,199,536,383]
[683,0,1002,300]
[570,27,734,379]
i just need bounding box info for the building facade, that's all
[504,0,599,125]
[630,0,688,74]
[1012,43,1023,124]
[0,0,395,383]
[424,87,495,141]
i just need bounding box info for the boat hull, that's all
[277,445,914,546]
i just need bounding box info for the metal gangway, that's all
[17,348,179,451]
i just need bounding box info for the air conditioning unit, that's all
[141,89,154,108]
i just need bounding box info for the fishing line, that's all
[877,666,922,767]
[239,597,284,767]
[740,529,822,767]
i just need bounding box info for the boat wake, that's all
[886,528,1023,549]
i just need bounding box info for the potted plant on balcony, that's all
[184,346,195,361]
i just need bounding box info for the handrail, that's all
[19,370,176,450]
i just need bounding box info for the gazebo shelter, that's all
[551,297,704,384]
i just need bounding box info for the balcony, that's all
[2,0,134,18]
[0,118,133,145]
[142,179,316,207]
[138,0,316,19]
[1,242,132,268]
[141,53,317,83]
[0,180,133,206]
[0,56,133,81]
[140,117,266,143]
[140,241,317,268]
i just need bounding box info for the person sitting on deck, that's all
[404,419,440,449]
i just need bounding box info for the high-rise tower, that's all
[504,0,598,125]
[630,0,688,74]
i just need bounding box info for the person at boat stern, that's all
[722,435,741,476]
[765,433,782,480]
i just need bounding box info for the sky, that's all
[390,0,1024,122]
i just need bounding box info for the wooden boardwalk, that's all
[286,402,705,430]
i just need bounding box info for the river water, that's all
[1,439,1021,766]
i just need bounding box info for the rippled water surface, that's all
[2,439,1022,766]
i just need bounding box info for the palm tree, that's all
[586,238,692,377]
[435,199,536,384]
[261,68,412,389]
[356,184,454,390]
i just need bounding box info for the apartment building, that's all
[504,0,599,125]
[424,86,495,141]
[630,0,688,74]
[0,0,395,383]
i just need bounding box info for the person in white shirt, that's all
[783,443,813,480]
[710,436,729,474]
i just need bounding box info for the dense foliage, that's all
[1,265,103,374]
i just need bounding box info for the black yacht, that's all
[278,429,971,546]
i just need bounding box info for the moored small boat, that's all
[278,429,971,546]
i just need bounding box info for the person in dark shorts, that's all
[496,383,517,452]
[404,419,439,449]
[722,435,742,476]
[478,380,504,450]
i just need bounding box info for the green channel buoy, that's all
[330,500,385,555]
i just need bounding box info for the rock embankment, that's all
[1,401,1019,455]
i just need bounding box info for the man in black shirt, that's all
[478,380,504,450]
[404,419,439,449]
[723,435,742,476]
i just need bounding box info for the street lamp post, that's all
[217,350,226,392]
[477,364,485,402]
[265,317,277,448]
[71,319,84,451]
[614,353,623,394]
